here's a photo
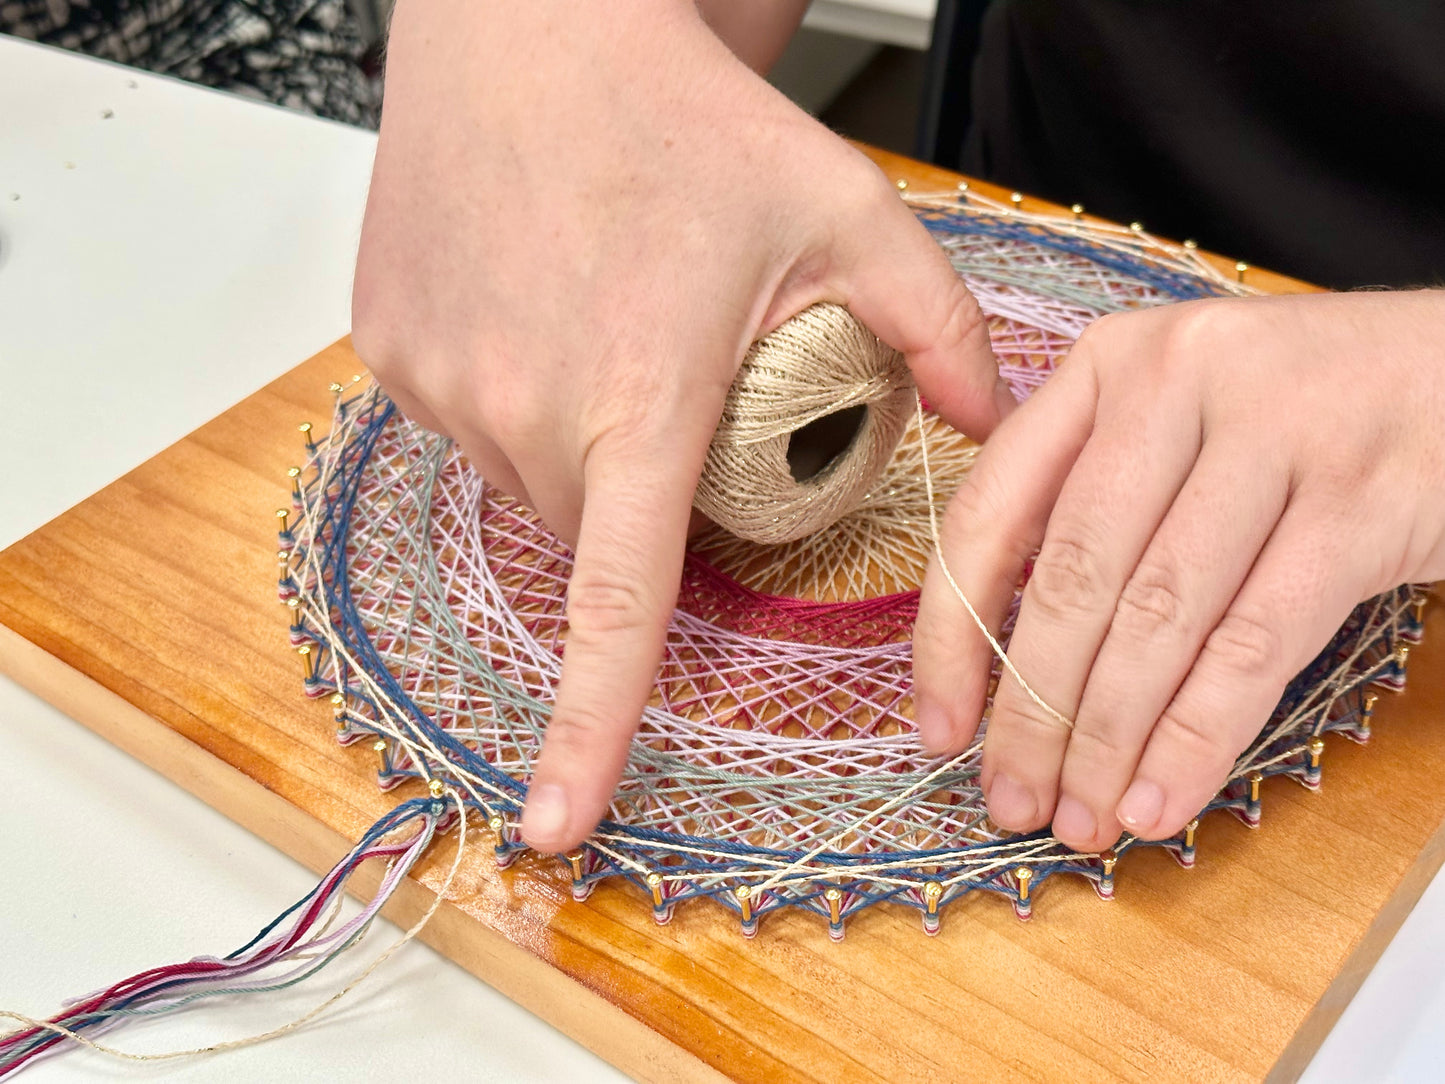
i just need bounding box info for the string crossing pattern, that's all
[279,192,1428,940]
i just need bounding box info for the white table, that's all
[0,33,1441,1083]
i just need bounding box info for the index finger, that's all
[520,427,704,853]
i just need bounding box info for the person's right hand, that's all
[351,0,1013,854]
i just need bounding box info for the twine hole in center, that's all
[786,404,869,483]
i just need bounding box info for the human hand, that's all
[352,0,1012,852]
[913,290,1445,853]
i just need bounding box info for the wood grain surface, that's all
[1,150,1440,1084]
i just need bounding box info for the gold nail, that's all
[895,178,909,192]
[647,872,665,907]
[1308,737,1326,770]
[1070,203,1084,221]
[1235,261,1249,283]
[1015,866,1033,903]
[428,778,445,799]
[298,644,314,681]
[736,884,754,924]
[276,508,290,534]
[825,886,842,925]
[1249,770,1263,803]
[923,881,943,915]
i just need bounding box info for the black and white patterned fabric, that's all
[2,0,381,127]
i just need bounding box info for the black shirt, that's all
[960,1,1445,289]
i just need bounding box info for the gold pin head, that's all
[895,178,909,192]
[328,382,344,396]
[923,880,943,914]
[1395,643,1411,666]
[647,872,665,906]
[1015,865,1033,902]
[735,883,754,922]
[372,739,387,754]
[956,181,969,193]
[1101,851,1117,876]
[1070,203,1084,219]
[330,692,346,718]
[276,508,290,532]
[1129,221,1144,233]
[1010,191,1024,207]
[1183,239,1199,250]
[297,644,314,680]
[1235,261,1249,283]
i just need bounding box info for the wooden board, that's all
[2,149,1441,1083]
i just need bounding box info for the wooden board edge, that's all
[0,623,731,1084]
[1266,810,1445,1083]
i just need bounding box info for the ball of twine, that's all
[694,303,914,545]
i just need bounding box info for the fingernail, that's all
[915,699,954,754]
[1117,779,1165,835]
[993,376,1018,420]
[1052,794,1096,843]
[987,772,1037,830]
[522,783,570,850]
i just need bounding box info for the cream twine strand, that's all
[914,393,1075,732]
[752,393,1076,898]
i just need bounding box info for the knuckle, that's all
[992,685,1072,744]
[1064,720,1134,762]
[1025,534,1111,623]
[547,701,618,753]
[939,475,1037,569]
[1152,707,1222,761]
[1155,300,1243,376]
[565,566,656,641]
[1202,606,1283,677]
[938,479,996,551]
[1114,562,1190,640]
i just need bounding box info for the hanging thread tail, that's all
[0,792,464,1079]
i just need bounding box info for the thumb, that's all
[834,186,1012,439]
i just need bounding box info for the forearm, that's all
[695,0,810,73]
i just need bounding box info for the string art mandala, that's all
[280,190,1428,941]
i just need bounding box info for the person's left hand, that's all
[912,289,1445,853]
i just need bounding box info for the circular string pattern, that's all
[280,191,1427,937]
[694,303,913,544]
